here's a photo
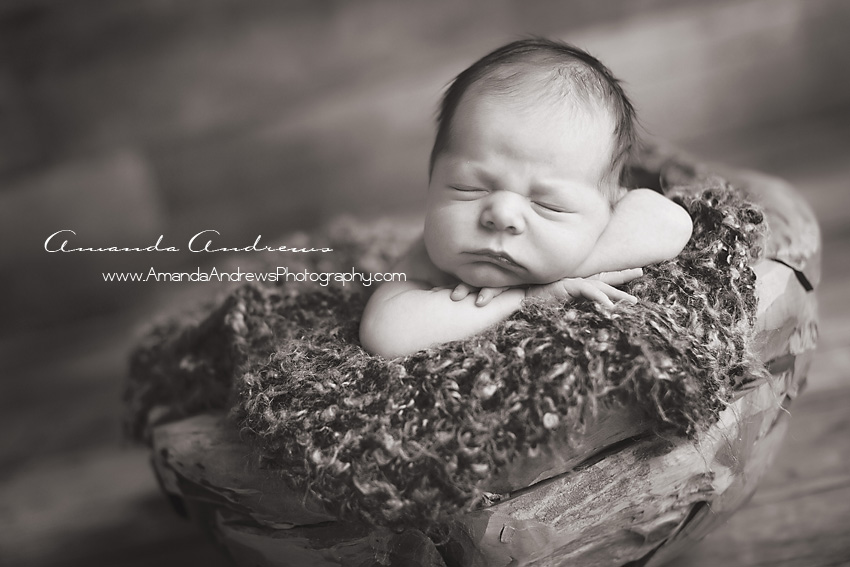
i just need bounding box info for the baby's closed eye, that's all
[450,185,488,194]
[532,200,570,213]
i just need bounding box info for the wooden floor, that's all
[1,111,849,566]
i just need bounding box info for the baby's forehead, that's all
[456,84,617,145]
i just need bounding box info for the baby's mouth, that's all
[468,249,524,270]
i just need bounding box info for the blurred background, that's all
[1,0,848,565]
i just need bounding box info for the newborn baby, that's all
[360,39,693,358]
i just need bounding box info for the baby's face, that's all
[424,92,617,288]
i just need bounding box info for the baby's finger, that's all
[450,283,474,301]
[577,283,616,308]
[475,286,509,306]
[592,280,638,305]
[590,268,643,286]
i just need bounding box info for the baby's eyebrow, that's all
[463,164,498,187]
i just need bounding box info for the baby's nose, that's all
[480,193,526,234]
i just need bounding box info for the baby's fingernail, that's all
[475,296,485,305]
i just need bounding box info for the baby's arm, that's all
[574,189,693,277]
[360,255,638,358]
[359,280,527,358]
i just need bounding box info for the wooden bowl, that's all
[148,157,819,567]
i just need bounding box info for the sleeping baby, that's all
[360,38,693,358]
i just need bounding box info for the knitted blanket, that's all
[125,167,768,533]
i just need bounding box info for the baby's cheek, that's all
[534,235,588,280]
[426,210,464,248]
[423,229,456,274]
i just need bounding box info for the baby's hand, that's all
[586,268,643,287]
[526,268,642,308]
[449,268,642,308]
[450,283,510,306]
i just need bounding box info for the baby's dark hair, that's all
[429,38,638,193]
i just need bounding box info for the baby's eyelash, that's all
[450,185,486,192]
[533,201,568,213]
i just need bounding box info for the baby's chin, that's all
[454,263,534,288]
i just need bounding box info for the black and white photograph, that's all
[1,1,848,565]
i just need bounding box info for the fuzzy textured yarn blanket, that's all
[126,166,768,534]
